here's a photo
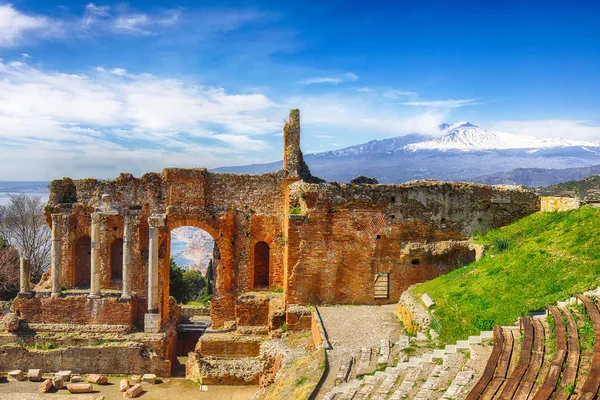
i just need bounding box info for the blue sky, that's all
[0,0,599,180]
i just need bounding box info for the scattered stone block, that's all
[124,383,143,398]
[200,385,208,392]
[130,375,141,383]
[142,374,156,384]
[120,379,130,392]
[56,370,72,380]
[28,369,43,382]
[67,383,93,393]
[39,379,53,393]
[7,370,25,381]
[87,374,108,384]
[421,293,435,308]
[52,375,64,389]
[70,375,83,383]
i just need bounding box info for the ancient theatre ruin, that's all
[2,109,540,384]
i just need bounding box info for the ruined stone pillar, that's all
[50,213,62,297]
[120,212,133,300]
[89,212,102,298]
[19,257,31,294]
[145,214,165,333]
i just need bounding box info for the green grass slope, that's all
[413,206,600,343]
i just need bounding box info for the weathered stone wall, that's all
[13,295,136,327]
[285,181,540,305]
[540,196,580,212]
[0,342,172,376]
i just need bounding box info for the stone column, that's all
[89,212,102,298]
[120,212,134,300]
[145,214,165,333]
[19,257,31,294]
[50,213,62,297]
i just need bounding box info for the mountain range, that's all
[214,122,600,186]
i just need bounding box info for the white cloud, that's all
[0,4,49,47]
[298,72,358,85]
[0,60,285,179]
[20,53,32,58]
[382,89,419,100]
[403,99,478,108]
[0,3,268,47]
[488,120,600,142]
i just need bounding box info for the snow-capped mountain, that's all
[214,122,600,185]
[405,122,599,152]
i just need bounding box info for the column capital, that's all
[50,213,65,223]
[148,214,166,228]
[91,212,102,223]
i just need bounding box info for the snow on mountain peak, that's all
[406,122,599,152]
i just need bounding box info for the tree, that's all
[169,258,185,303]
[0,194,51,282]
[169,258,209,304]
[0,240,19,300]
[205,259,214,295]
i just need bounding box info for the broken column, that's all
[145,214,165,333]
[120,212,134,300]
[89,212,101,298]
[19,257,31,295]
[51,213,62,297]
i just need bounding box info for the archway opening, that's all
[169,226,217,305]
[74,235,91,288]
[110,238,123,282]
[254,241,270,289]
[169,225,218,361]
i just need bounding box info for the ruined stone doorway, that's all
[74,236,91,288]
[253,241,270,289]
[110,238,123,282]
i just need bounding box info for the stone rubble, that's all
[124,383,143,398]
[7,370,24,382]
[38,378,53,393]
[87,374,108,384]
[67,383,93,393]
[27,369,42,382]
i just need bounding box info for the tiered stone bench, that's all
[465,293,600,400]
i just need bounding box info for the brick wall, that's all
[286,181,539,305]
[13,295,136,326]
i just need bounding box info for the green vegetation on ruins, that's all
[413,206,600,343]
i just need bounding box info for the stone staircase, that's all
[321,330,494,400]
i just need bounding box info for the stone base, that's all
[144,313,160,333]
[17,291,35,299]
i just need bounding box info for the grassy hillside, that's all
[413,206,600,343]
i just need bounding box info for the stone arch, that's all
[110,238,124,282]
[253,241,270,289]
[73,235,91,288]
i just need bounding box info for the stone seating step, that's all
[441,369,474,399]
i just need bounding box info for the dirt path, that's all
[317,304,402,397]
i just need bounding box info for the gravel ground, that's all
[317,304,402,397]
[0,377,258,400]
